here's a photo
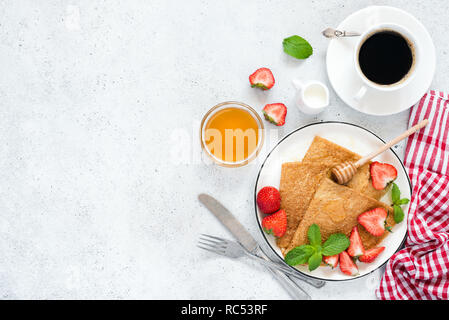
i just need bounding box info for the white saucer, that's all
[254,122,411,281]
[326,6,436,116]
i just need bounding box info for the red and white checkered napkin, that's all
[377,90,449,300]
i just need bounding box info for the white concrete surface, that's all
[0,0,448,299]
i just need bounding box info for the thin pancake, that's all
[286,178,395,253]
[276,162,328,252]
[279,136,389,254]
[302,136,387,201]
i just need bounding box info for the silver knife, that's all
[198,194,323,299]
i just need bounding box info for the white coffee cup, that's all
[292,79,329,114]
[353,23,420,101]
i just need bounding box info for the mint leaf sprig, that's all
[391,183,410,223]
[284,224,349,271]
[282,35,313,59]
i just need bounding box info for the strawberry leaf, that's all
[251,83,268,90]
[262,111,277,125]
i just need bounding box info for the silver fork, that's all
[198,234,321,286]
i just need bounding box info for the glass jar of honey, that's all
[200,101,265,167]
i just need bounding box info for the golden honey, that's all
[204,107,260,163]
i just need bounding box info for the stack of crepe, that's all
[277,136,394,255]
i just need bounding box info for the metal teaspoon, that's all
[322,27,360,38]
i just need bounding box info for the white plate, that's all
[326,6,436,116]
[254,122,411,281]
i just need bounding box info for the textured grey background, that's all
[0,0,448,299]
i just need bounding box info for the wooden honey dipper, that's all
[331,119,429,185]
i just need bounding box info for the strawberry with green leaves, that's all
[358,207,389,237]
[359,247,385,263]
[249,68,275,90]
[262,209,287,237]
[323,254,339,268]
[263,103,287,126]
[370,162,398,190]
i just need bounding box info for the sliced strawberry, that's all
[263,103,287,126]
[339,251,358,276]
[347,226,365,258]
[358,207,388,237]
[323,254,339,268]
[359,247,385,263]
[262,209,287,237]
[370,162,398,190]
[257,186,281,214]
[249,67,275,90]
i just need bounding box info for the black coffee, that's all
[358,30,413,85]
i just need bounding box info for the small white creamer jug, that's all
[292,79,330,115]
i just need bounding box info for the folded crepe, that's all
[286,178,395,253]
[277,136,388,254]
[276,162,328,251]
[302,136,385,200]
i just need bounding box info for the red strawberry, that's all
[359,247,385,263]
[339,251,359,276]
[257,186,281,214]
[323,254,339,268]
[249,67,275,90]
[347,226,365,258]
[358,207,388,237]
[370,162,398,190]
[262,209,287,237]
[263,103,287,126]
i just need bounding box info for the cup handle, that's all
[354,85,367,101]
[292,79,304,91]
